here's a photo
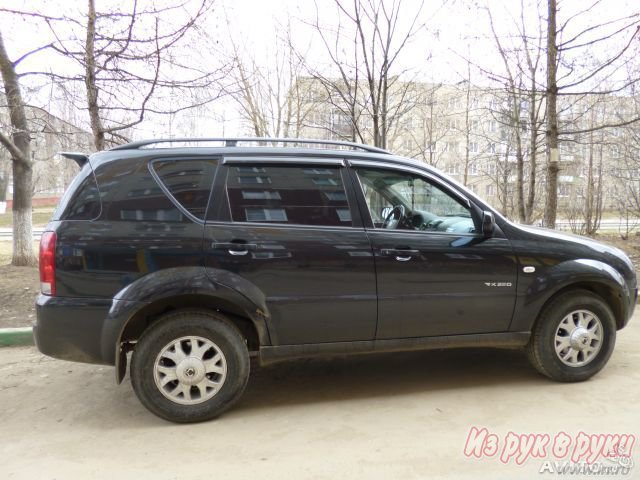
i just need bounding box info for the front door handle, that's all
[380,248,421,261]
[212,242,258,256]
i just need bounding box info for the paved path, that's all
[1,315,639,479]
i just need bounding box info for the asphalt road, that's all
[1,315,639,480]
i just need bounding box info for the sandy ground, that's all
[0,265,39,329]
[0,316,639,480]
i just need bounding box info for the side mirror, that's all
[482,211,495,237]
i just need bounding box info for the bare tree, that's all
[404,83,450,168]
[486,2,546,224]
[304,0,425,148]
[611,93,640,238]
[5,0,222,151]
[224,23,313,138]
[543,0,640,228]
[0,32,36,266]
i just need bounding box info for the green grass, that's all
[0,208,54,228]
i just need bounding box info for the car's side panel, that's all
[504,223,637,331]
[203,161,378,345]
[509,258,632,331]
[345,164,518,338]
[54,156,206,299]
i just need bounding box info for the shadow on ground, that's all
[237,347,543,412]
[0,346,547,430]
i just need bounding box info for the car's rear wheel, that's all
[526,290,616,382]
[130,309,250,423]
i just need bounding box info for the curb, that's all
[0,327,35,347]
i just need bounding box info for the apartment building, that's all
[0,102,93,202]
[293,77,638,220]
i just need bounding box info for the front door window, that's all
[355,168,478,234]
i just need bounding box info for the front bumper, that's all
[34,294,113,365]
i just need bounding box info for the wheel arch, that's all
[109,293,269,384]
[120,294,264,350]
[535,281,624,330]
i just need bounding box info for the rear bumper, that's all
[34,294,113,365]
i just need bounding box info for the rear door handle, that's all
[380,248,421,261]
[212,242,258,256]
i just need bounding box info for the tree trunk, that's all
[0,31,36,266]
[526,87,538,224]
[463,73,471,186]
[11,161,34,265]
[543,0,559,228]
[514,101,526,223]
[85,0,105,151]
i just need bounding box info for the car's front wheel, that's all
[526,290,616,382]
[130,309,250,423]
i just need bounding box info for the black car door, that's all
[204,158,377,345]
[350,162,517,339]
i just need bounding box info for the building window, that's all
[610,145,621,158]
[445,163,460,175]
[303,168,332,175]
[242,190,281,200]
[446,119,460,130]
[558,184,570,197]
[237,176,271,184]
[485,184,496,196]
[468,142,478,153]
[447,97,462,110]
[236,166,266,173]
[312,178,338,186]
[445,142,459,153]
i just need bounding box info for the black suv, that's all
[34,138,637,423]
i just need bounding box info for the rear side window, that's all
[225,164,352,226]
[152,159,218,220]
[95,158,185,222]
[55,163,101,220]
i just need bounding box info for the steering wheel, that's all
[383,205,406,229]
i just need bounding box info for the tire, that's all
[526,289,616,382]
[130,309,250,423]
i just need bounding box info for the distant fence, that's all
[550,221,639,233]
[4,197,60,210]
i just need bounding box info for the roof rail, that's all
[109,137,390,154]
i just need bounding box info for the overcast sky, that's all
[2,0,638,141]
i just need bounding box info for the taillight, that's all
[39,231,57,296]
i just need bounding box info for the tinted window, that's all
[58,167,101,220]
[152,159,217,220]
[95,158,185,222]
[226,164,352,226]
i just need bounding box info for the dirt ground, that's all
[1,314,639,480]
[0,265,39,329]
[0,240,40,328]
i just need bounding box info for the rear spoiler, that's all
[60,152,89,167]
